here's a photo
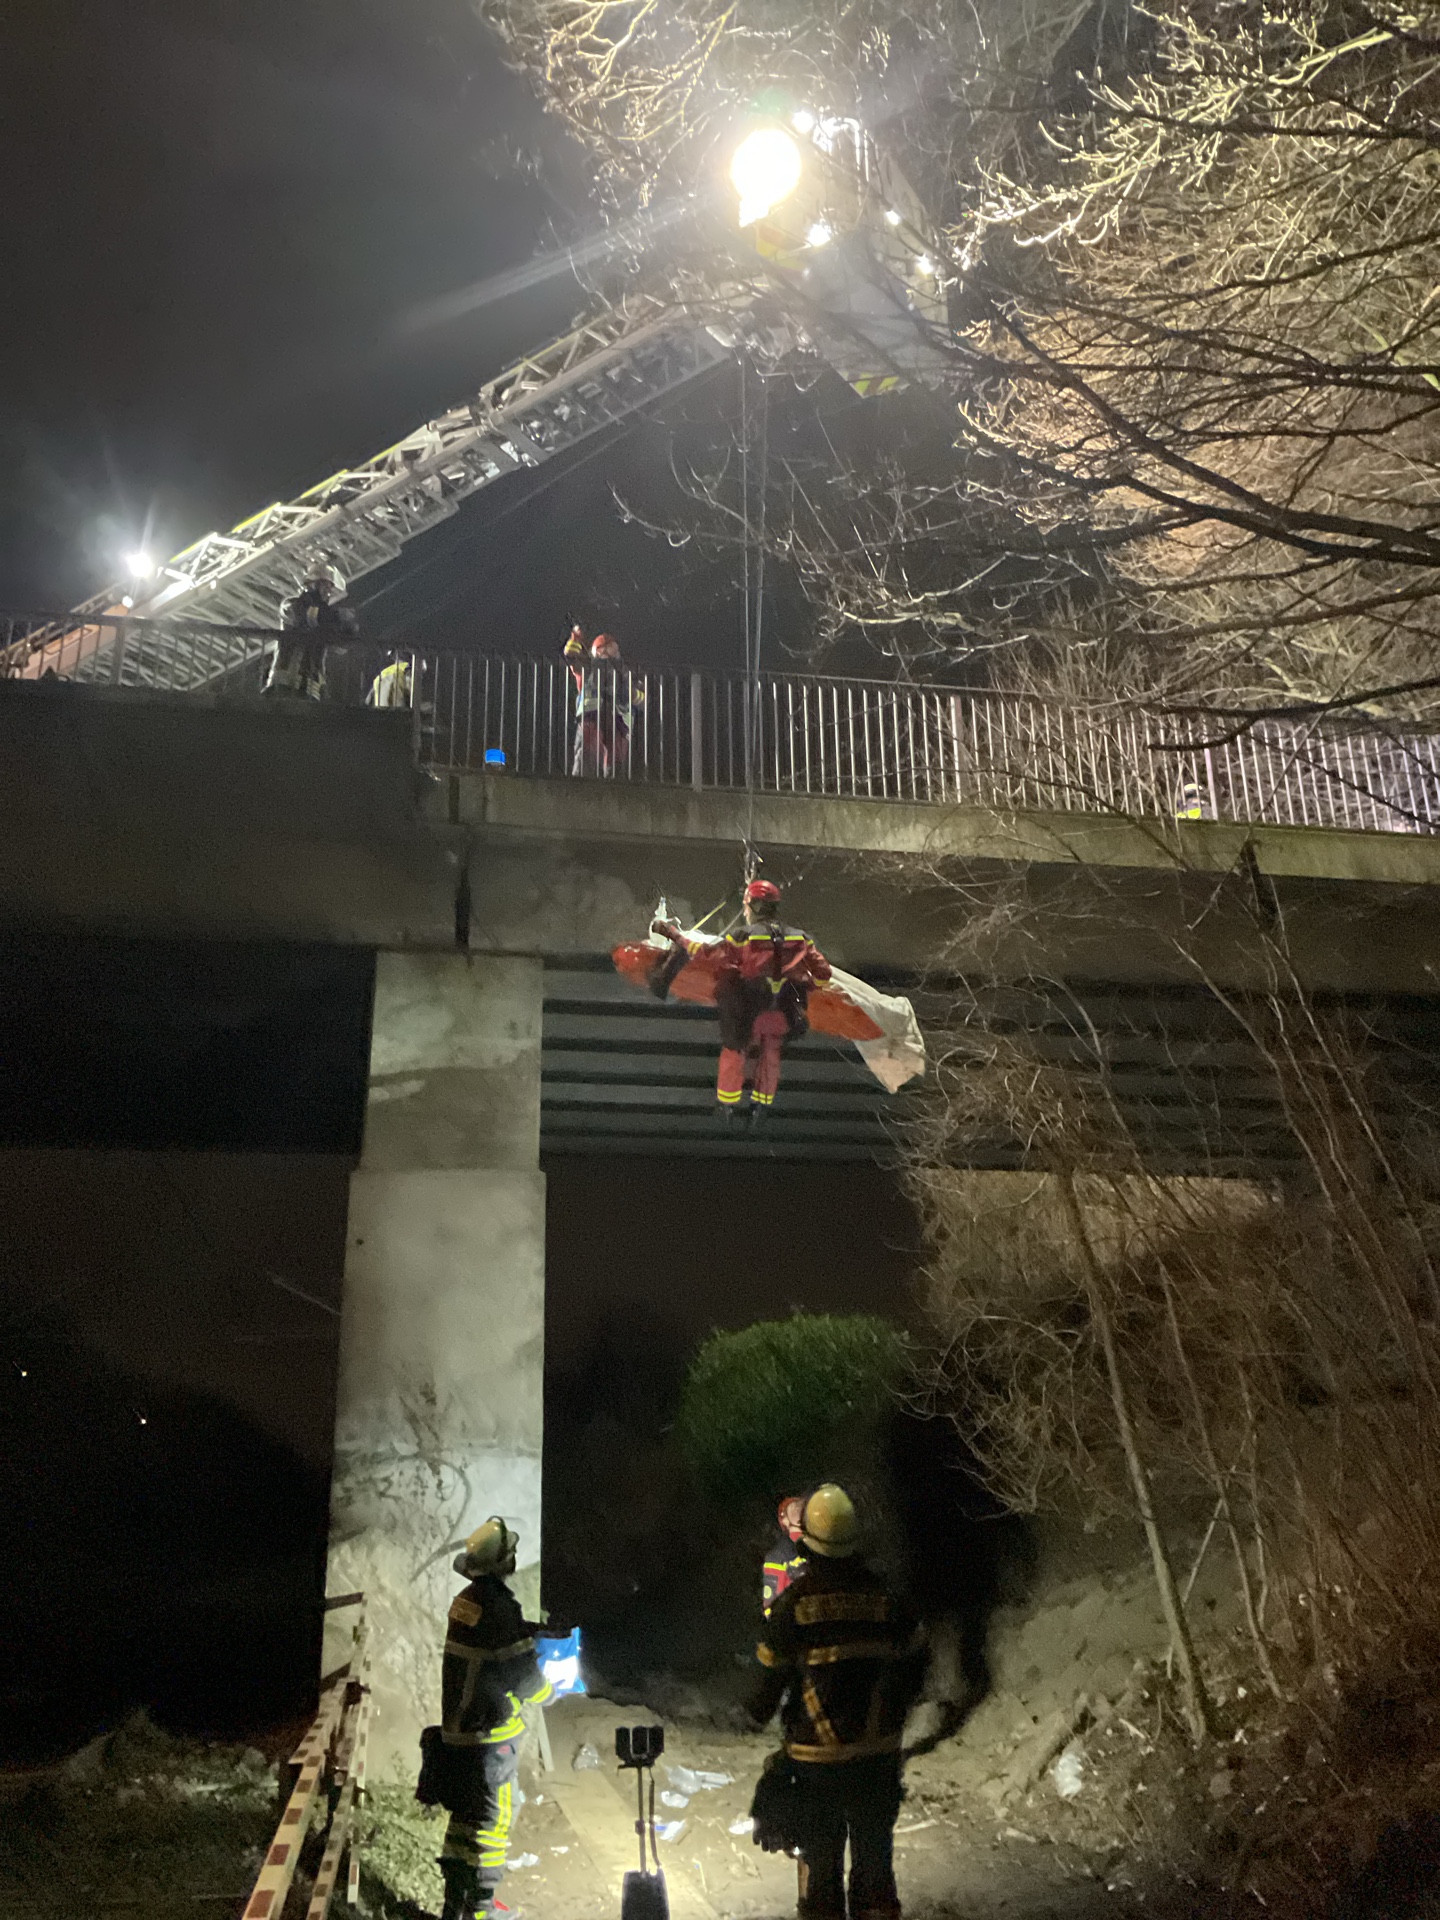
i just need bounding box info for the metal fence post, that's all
[110,617,130,687]
[690,671,704,791]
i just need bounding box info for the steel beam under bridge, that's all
[539,957,1440,1173]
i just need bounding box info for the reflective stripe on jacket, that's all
[750,1555,924,1763]
[366,660,411,707]
[442,1575,554,1746]
[762,1538,807,1614]
[570,662,638,724]
[717,925,832,995]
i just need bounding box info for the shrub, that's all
[674,1314,906,1509]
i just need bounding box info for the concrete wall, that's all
[462,806,1440,997]
[0,681,457,946]
[325,952,545,1775]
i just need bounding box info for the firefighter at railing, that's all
[366,654,412,708]
[563,624,644,776]
[265,558,358,700]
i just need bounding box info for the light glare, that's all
[806,221,834,248]
[883,208,902,226]
[916,254,936,276]
[730,126,803,227]
[791,108,817,134]
[124,548,156,579]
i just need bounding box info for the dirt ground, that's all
[0,1694,1168,1920]
[460,1695,1147,1920]
[0,1548,1244,1920]
[10,1540,1432,1920]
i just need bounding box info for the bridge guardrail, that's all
[5,615,1438,836]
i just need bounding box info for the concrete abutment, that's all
[324,952,545,1772]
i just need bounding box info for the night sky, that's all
[2,0,579,598]
[0,0,837,668]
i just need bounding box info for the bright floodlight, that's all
[730,126,803,227]
[806,220,834,248]
[791,108,817,134]
[124,548,156,579]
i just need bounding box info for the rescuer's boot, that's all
[439,1860,483,1920]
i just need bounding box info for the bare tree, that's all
[481,0,1440,715]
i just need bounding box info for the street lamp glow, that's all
[124,548,156,579]
[730,126,803,227]
[807,220,834,248]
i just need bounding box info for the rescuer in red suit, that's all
[712,879,832,1122]
[763,1494,808,1614]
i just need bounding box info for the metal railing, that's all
[407,653,1440,836]
[241,1597,370,1920]
[5,616,1439,836]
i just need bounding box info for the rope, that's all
[740,359,770,882]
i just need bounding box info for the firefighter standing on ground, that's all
[435,1518,553,1920]
[710,879,831,1121]
[763,1495,808,1614]
[564,625,643,776]
[265,558,357,699]
[749,1484,926,1920]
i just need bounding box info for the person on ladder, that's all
[265,558,357,699]
[705,878,832,1124]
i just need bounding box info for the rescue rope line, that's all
[740,358,770,883]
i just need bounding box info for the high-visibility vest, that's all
[367,660,412,708]
[574,664,635,725]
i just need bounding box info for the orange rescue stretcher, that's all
[612,927,926,1093]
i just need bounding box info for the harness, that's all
[574,664,633,725]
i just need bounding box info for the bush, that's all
[674,1314,906,1509]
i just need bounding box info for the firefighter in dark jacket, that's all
[265,558,357,699]
[748,1484,926,1920]
[437,1518,554,1920]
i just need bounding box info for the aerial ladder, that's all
[18,114,951,690]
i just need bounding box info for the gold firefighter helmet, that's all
[453,1515,519,1578]
[801,1483,859,1557]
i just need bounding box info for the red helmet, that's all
[778,1495,805,1541]
[590,632,620,657]
[744,879,782,907]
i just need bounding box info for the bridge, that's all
[8,630,1440,1761]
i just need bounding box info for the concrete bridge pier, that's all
[323,951,546,1772]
